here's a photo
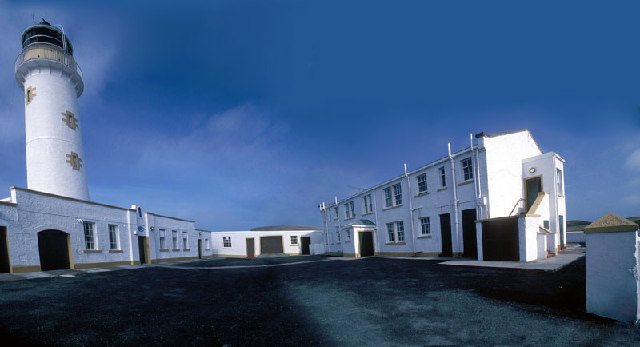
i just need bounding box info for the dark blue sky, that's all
[0,1,638,230]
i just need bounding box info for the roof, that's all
[584,213,639,234]
[250,225,322,231]
[345,219,376,227]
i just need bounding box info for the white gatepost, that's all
[585,213,640,323]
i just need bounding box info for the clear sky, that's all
[0,1,638,230]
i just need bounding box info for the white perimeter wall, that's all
[212,230,324,257]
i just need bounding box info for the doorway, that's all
[300,237,311,255]
[38,229,72,271]
[525,177,542,213]
[358,231,374,257]
[138,236,150,264]
[0,226,10,273]
[246,238,255,258]
[198,239,202,259]
[439,213,452,257]
[260,236,284,254]
[461,209,478,258]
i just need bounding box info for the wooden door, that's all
[246,238,255,258]
[525,177,542,213]
[300,237,311,255]
[38,229,71,270]
[198,239,202,259]
[462,209,478,258]
[138,236,150,264]
[439,213,452,257]
[358,231,374,257]
[0,226,11,273]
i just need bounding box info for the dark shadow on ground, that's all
[177,255,327,267]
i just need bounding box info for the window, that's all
[462,158,473,181]
[387,221,405,242]
[159,229,166,249]
[396,221,405,242]
[363,194,373,214]
[223,236,231,248]
[336,227,341,242]
[172,230,178,249]
[384,187,392,207]
[439,167,446,187]
[291,235,298,245]
[205,238,210,250]
[417,173,427,193]
[345,201,355,219]
[108,224,119,250]
[420,217,431,235]
[393,183,402,205]
[387,223,395,242]
[182,232,188,250]
[557,169,563,194]
[333,207,339,220]
[83,221,96,250]
[344,229,350,240]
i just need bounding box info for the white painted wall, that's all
[20,62,89,200]
[586,231,640,323]
[212,230,324,257]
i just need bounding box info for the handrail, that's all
[15,42,82,77]
[508,198,524,216]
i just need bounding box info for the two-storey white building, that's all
[319,129,566,262]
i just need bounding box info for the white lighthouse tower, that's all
[14,19,89,200]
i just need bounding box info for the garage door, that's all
[260,236,283,254]
[481,217,519,261]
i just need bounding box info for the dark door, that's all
[198,239,202,259]
[300,237,311,255]
[482,217,519,261]
[358,231,374,257]
[559,215,565,247]
[461,209,478,258]
[246,238,255,258]
[439,213,452,257]
[38,229,71,271]
[0,226,10,273]
[525,177,542,212]
[260,236,283,254]
[138,236,149,264]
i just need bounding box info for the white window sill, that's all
[415,192,429,198]
[437,187,448,192]
[385,242,406,245]
[417,235,432,239]
[382,204,403,211]
[458,180,474,186]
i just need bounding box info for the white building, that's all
[210,226,324,258]
[319,129,566,261]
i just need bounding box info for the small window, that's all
[556,169,563,195]
[396,221,405,242]
[344,229,350,240]
[333,207,339,220]
[83,221,96,250]
[205,238,210,250]
[336,228,341,242]
[417,173,427,193]
[384,187,392,207]
[159,229,166,249]
[363,194,373,214]
[108,224,119,250]
[387,223,395,242]
[182,232,188,250]
[137,207,142,218]
[172,230,178,249]
[345,201,355,219]
[462,158,473,181]
[420,217,431,235]
[223,236,232,248]
[393,183,402,205]
[290,235,298,245]
[439,167,446,187]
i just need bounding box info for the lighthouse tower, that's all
[14,19,89,200]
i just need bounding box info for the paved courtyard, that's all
[0,253,639,346]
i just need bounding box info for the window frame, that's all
[205,238,210,250]
[172,230,178,249]
[345,200,355,219]
[159,229,166,249]
[462,158,473,181]
[222,236,232,248]
[384,187,392,208]
[393,183,402,205]
[108,224,119,250]
[386,222,395,242]
[290,235,299,245]
[83,221,96,250]
[182,232,189,250]
[363,194,373,214]
[417,173,427,193]
[420,217,431,235]
[439,166,446,187]
[396,221,405,242]
[556,168,564,195]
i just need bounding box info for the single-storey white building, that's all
[210,225,324,258]
[319,129,566,262]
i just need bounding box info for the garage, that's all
[260,236,284,254]
[481,217,519,261]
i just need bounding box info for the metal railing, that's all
[15,43,82,77]
[508,198,525,216]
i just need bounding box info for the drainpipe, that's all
[372,188,380,255]
[335,196,341,253]
[404,163,416,256]
[469,134,480,218]
[448,142,461,255]
[472,134,486,219]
